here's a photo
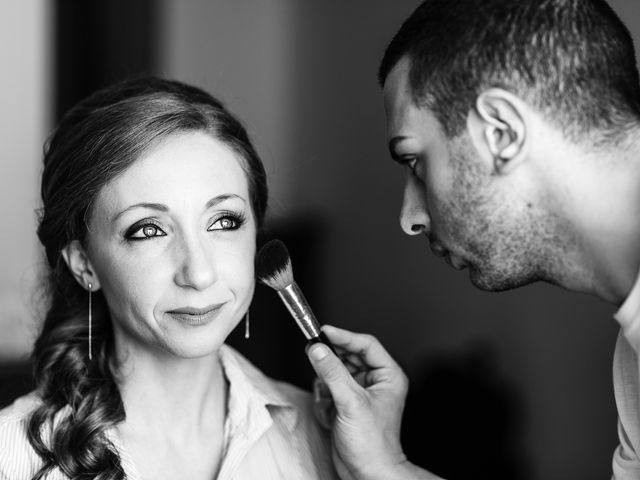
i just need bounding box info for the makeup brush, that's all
[256,239,336,354]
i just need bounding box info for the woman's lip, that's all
[167,303,225,315]
[166,303,226,326]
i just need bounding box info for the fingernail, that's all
[309,343,330,361]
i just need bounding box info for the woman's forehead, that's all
[92,131,251,219]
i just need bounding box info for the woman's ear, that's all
[472,88,528,174]
[61,240,101,290]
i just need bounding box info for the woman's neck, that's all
[108,330,230,480]
[113,332,228,441]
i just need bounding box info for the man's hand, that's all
[306,325,441,480]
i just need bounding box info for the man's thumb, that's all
[307,343,359,407]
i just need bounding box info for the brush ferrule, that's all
[277,283,321,340]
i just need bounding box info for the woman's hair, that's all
[28,77,268,480]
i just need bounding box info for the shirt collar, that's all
[219,344,295,408]
[107,346,299,480]
[215,345,300,478]
[615,268,640,350]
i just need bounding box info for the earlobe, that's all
[61,240,101,290]
[474,89,528,174]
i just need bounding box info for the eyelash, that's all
[124,211,247,241]
[208,211,247,232]
[405,158,418,172]
[398,156,419,177]
[125,219,166,241]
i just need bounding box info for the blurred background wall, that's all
[2,1,640,479]
[0,2,49,362]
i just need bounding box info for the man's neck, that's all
[571,134,640,305]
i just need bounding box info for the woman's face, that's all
[84,131,257,358]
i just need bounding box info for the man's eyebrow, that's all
[388,136,407,164]
[112,194,245,223]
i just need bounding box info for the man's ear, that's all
[61,240,101,290]
[470,88,528,174]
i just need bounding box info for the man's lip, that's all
[167,303,225,315]
[429,239,466,269]
[445,254,467,270]
[430,243,447,258]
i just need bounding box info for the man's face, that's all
[383,57,558,291]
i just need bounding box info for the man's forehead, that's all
[383,58,412,104]
[384,76,421,142]
[384,58,421,122]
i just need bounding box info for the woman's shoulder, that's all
[1,390,41,414]
[0,391,41,431]
[0,392,44,477]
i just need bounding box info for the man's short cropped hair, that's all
[379,0,640,143]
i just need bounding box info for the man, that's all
[306,0,640,479]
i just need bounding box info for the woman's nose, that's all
[399,173,430,236]
[174,234,218,290]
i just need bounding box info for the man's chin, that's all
[468,267,539,292]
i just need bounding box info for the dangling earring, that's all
[88,282,93,360]
[244,309,250,339]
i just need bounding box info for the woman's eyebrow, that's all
[111,194,246,223]
[205,193,245,209]
[111,203,168,223]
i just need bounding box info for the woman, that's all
[0,77,337,480]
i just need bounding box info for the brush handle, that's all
[307,331,338,356]
[275,283,338,356]
[277,282,322,338]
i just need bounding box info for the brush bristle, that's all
[255,239,294,290]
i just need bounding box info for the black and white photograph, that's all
[1,1,640,479]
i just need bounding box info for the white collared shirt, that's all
[612,268,640,479]
[0,345,337,480]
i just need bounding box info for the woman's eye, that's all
[126,223,167,240]
[219,218,236,229]
[143,225,159,237]
[208,213,245,231]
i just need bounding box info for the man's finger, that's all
[321,325,401,371]
[307,343,364,410]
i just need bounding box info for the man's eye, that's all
[401,157,420,175]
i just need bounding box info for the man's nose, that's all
[174,234,218,290]
[399,173,430,236]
